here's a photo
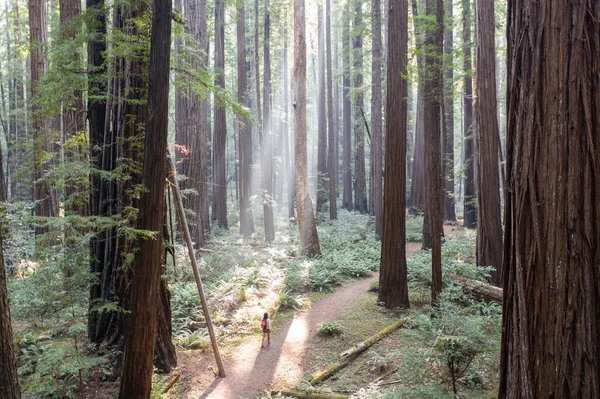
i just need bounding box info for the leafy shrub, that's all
[368,280,379,292]
[276,289,298,310]
[308,262,340,292]
[406,215,424,242]
[318,321,343,336]
[174,329,210,350]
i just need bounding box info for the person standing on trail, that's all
[261,312,271,347]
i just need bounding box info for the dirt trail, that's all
[197,226,456,399]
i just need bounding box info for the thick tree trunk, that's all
[284,20,295,220]
[326,0,337,220]
[378,0,409,310]
[474,0,503,286]
[341,5,353,211]
[316,5,327,212]
[254,0,262,141]
[237,1,255,237]
[442,0,456,222]
[0,200,20,398]
[294,0,321,257]
[499,2,600,397]
[462,0,476,228]
[352,0,367,214]
[371,0,383,237]
[262,0,275,242]
[118,0,171,395]
[212,0,228,228]
[423,0,443,303]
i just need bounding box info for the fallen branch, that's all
[270,391,350,399]
[380,378,403,386]
[373,366,399,383]
[162,374,180,394]
[447,274,503,304]
[198,248,215,253]
[310,320,406,385]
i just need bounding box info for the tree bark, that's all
[352,0,367,214]
[294,0,321,257]
[423,0,443,303]
[341,4,353,211]
[212,0,228,228]
[0,200,20,399]
[499,1,600,397]
[371,0,383,237]
[118,0,171,395]
[316,5,327,212]
[237,1,255,237]
[326,0,337,220]
[462,0,476,228]
[377,0,409,310]
[442,0,456,222]
[284,17,295,220]
[262,0,275,242]
[474,0,503,286]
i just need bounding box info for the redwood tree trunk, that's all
[118,0,171,395]
[262,0,275,242]
[462,0,476,228]
[353,0,367,214]
[341,4,353,211]
[316,5,327,212]
[326,0,337,220]
[423,0,443,303]
[212,0,228,228]
[499,1,600,397]
[475,0,503,285]
[378,0,409,310]
[442,0,456,222]
[371,0,383,237]
[237,1,254,237]
[294,0,321,257]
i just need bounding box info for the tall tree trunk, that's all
[326,0,337,220]
[342,4,353,211]
[462,0,476,228]
[118,0,171,395]
[294,0,321,257]
[352,0,367,214]
[423,0,443,303]
[442,0,456,222]
[332,18,340,216]
[237,0,255,237]
[499,1,600,396]
[316,5,327,212]
[475,0,502,285]
[254,0,262,139]
[284,16,295,219]
[262,0,275,242]
[378,0,409,310]
[212,0,228,228]
[408,0,426,213]
[371,0,383,237]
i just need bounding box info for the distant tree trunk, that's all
[118,0,171,395]
[294,0,321,257]
[353,0,367,214]
[316,5,327,212]
[237,1,254,237]
[254,0,262,138]
[212,0,228,228]
[326,0,337,220]
[423,0,443,303]
[499,1,600,396]
[284,18,295,219]
[378,0,409,310]
[442,0,456,222]
[262,0,275,242]
[342,4,353,211]
[462,0,476,228]
[474,0,502,285]
[332,20,340,213]
[371,0,383,237]
[29,0,58,232]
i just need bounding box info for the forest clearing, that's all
[0,0,598,398]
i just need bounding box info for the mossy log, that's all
[309,319,405,385]
[270,390,351,399]
[447,274,503,304]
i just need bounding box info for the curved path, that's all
[198,227,455,399]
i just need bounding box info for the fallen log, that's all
[373,366,399,383]
[270,391,350,399]
[309,319,405,385]
[447,274,503,304]
[161,374,180,394]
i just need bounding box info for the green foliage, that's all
[275,289,298,311]
[368,280,379,292]
[174,329,210,350]
[308,261,341,292]
[318,321,344,337]
[406,215,424,242]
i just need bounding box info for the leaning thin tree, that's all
[377,0,409,310]
[294,0,321,257]
[118,0,171,395]
[499,1,600,397]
